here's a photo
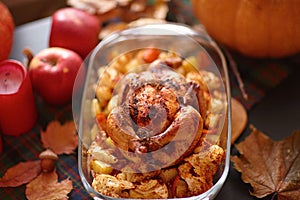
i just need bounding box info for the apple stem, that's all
[22,48,34,69]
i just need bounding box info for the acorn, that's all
[39,149,58,173]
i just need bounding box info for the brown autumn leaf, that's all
[231,98,248,144]
[231,126,300,200]
[41,120,78,155]
[67,0,126,14]
[0,160,41,187]
[68,0,169,23]
[25,170,73,200]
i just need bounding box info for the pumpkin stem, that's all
[223,48,248,100]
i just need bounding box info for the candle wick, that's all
[4,79,8,87]
[3,72,9,90]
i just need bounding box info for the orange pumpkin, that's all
[191,0,300,58]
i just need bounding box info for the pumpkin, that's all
[191,0,300,58]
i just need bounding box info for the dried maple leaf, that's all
[25,170,73,200]
[68,0,119,14]
[231,126,300,200]
[0,160,41,187]
[41,120,78,155]
[68,0,169,23]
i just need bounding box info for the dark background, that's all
[2,0,67,25]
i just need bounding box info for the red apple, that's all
[49,7,101,59]
[29,47,83,105]
[0,2,14,61]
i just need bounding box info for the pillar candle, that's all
[0,60,37,136]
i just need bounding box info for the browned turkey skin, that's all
[106,60,204,164]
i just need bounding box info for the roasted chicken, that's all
[106,60,204,166]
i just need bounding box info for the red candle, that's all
[0,60,37,136]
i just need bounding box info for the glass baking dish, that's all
[73,23,232,200]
